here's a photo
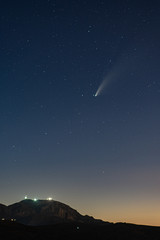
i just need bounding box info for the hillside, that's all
[0,199,103,225]
[1,200,160,239]
[1,220,160,240]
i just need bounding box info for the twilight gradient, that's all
[0,0,160,226]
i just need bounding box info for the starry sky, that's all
[1,0,160,226]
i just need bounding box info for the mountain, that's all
[0,199,104,226]
[1,200,160,239]
[0,204,7,217]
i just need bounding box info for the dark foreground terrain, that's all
[1,220,160,240]
[1,200,160,239]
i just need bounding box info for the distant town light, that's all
[24,195,27,199]
[47,197,53,201]
[33,198,37,202]
[11,219,16,222]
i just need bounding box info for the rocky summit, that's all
[0,199,103,226]
[1,200,160,239]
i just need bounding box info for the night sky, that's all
[1,0,160,226]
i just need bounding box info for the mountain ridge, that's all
[1,200,160,239]
[0,199,105,226]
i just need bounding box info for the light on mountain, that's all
[47,197,53,201]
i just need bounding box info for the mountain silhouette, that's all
[1,200,160,239]
[0,199,104,226]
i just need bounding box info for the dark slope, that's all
[1,200,160,239]
[0,199,103,225]
[1,221,160,240]
[0,203,7,216]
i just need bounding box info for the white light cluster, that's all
[24,196,53,201]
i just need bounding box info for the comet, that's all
[95,77,110,97]
[94,57,126,97]
[95,70,116,97]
